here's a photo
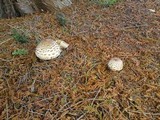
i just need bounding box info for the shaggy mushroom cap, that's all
[108,57,123,71]
[35,39,62,60]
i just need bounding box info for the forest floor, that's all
[0,0,160,119]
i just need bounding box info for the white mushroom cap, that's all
[108,57,123,71]
[35,39,62,60]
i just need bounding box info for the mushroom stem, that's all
[56,40,69,48]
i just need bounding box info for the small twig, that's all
[88,98,105,101]
[28,110,45,116]
[52,102,71,120]
[17,72,29,89]
[128,110,160,116]
[87,62,100,75]
[0,38,12,46]
[77,112,87,120]
[20,97,54,108]
[6,99,9,120]
[0,58,12,62]
[60,100,83,113]
[5,77,11,89]
[34,97,54,103]
[74,30,89,36]
[91,87,102,106]
[122,23,148,30]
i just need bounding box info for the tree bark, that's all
[0,0,72,18]
[41,0,72,10]
[15,0,38,15]
[0,0,18,18]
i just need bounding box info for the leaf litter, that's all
[0,0,160,119]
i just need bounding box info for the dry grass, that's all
[0,0,160,119]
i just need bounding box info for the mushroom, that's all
[108,57,123,71]
[35,39,69,60]
[55,39,69,48]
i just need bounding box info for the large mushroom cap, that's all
[108,57,124,71]
[35,39,62,60]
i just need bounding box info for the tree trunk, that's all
[0,0,72,18]
[0,0,18,18]
[41,0,72,10]
[15,0,38,15]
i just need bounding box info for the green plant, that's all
[92,0,118,6]
[56,13,67,26]
[11,29,29,43]
[12,49,28,56]
[84,104,103,120]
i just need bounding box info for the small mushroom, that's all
[56,39,69,48]
[108,57,123,71]
[35,39,62,60]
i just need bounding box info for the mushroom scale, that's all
[35,39,62,60]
